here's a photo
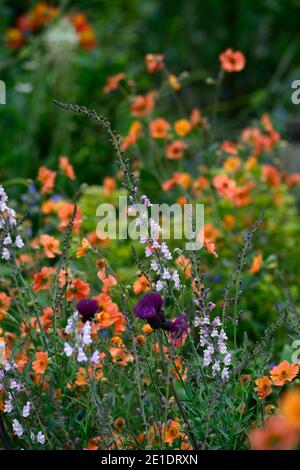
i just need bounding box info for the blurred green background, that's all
[1,0,300,189]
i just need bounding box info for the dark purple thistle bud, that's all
[76,298,99,322]
[134,293,171,330]
[170,315,189,339]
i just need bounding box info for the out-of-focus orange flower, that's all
[176,255,191,279]
[170,357,187,381]
[248,416,298,450]
[32,351,49,375]
[57,202,82,234]
[165,140,187,160]
[103,177,116,197]
[0,292,11,321]
[88,231,110,248]
[174,172,192,189]
[213,174,236,199]
[245,156,258,171]
[192,176,209,197]
[174,119,192,137]
[164,419,180,444]
[131,95,154,117]
[168,74,181,91]
[220,140,239,155]
[223,214,235,230]
[142,324,153,335]
[145,54,164,73]
[114,417,126,431]
[77,25,96,50]
[270,361,299,386]
[281,388,300,428]
[30,2,59,30]
[109,347,134,366]
[38,167,56,194]
[149,118,171,139]
[39,234,61,258]
[120,120,142,152]
[254,376,272,400]
[240,374,252,385]
[190,108,205,129]
[59,156,76,180]
[204,240,218,258]
[76,238,91,259]
[32,266,55,292]
[75,367,88,387]
[5,28,24,48]
[204,223,220,243]
[250,252,263,274]
[223,156,241,172]
[133,275,150,295]
[103,73,126,94]
[284,173,300,188]
[232,183,253,207]
[219,48,246,73]
[66,279,90,302]
[262,164,281,187]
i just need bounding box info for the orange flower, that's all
[240,374,252,385]
[145,54,164,73]
[204,240,218,258]
[248,416,298,450]
[103,73,126,94]
[220,140,238,155]
[75,367,88,387]
[168,74,181,91]
[192,176,209,197]
[212,174,236,199]
[170,357,187,381]
[32,266,55,292]
[142,324,153,335]
[131,95,154,117]
[32,351,49,375]
[165,140,187,160]
[223,156,241,172]
[262,164,281,187]
[76,238,91,259]
[0,292,11,321]
[270,361,299,386]
[254,376,272,399]
[77,26,97,50]
[223,214,235,230]
[281,388,300,428]
[232,184,253,207]
[174,119,191,137]
[5,28,24,49]
[37,166,56,194]
[204,223,220,243]
[174,172,192,189]
[94,293,126,333]
[190,108,205,129]
[57,202,82,234]
[219,48,246,73]
[176,255,191,279]
[250,252,263,274]
[133,275,150,295]
[103,177,116,197]
[164,419,180,444]
[149,118,171,139]
[39,234,61,258]
[120,120,142,151]
[114,417,126,431]
[109,347,134,366]
[59,156,75,180]
[66,279,90,302]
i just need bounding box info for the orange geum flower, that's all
[57,202,82,234]
[223,214,235,230]
[190,108,206,129]
[270,361,299,386]
[149,118,171,139]
[131,95,154,117]
[32,266,55,292]
[75,367,88,387]
[66,279,90,302]
[76,238,91,259]
[59,156,76,180]
[248,416,298,450]
[133,275,150,295]
[37,166,56,194]
[32,351,49,375]
[212,174,236,199]
[168,74,181,91]
[281,388,300,428]
[114,417,126,431]
[250,252,263,274]
[142,324,153,335]
[176,255,191,279]
[204,223,220,243]
[103,73,126,94]
[39,234,61,258]
[145,54,164,74]
[0,292,11,321]
[262,164,281,187]
[109,347,134,366]
[174,119,192,137]
[164,419,180,444]
[220,140,239,155]
[5,28,24,49]
[219,48,246,73]
[103,177,116,197]
[223,156,241,173]
[165,140,187,160]
[254,376,272,399]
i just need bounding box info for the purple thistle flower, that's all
[170,315,189,339]
[134,293,171,330]
[76,298,99,322]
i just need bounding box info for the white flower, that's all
[2,248,10,260]
[90,351,100,364]
[64,342,74,357]
[15,235,24,248]
[162,268,171,280]
[221,367,230,382]
[156,280,164,292]
[81,321,92,345]
[223,352,231,366]
[172,270,181,290]
[77,348,87,363]
[4,400,13,413]
[36,431,46,445]
[3,235,12,245]
[22,401,31,418]
[12,419,23,437]
[150,260,159,272]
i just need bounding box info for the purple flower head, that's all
[134,293,167,330]
[170,315,189,339]
[76,298,99,322]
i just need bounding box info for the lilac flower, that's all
[134,293,171,330]
[12,419,23,437]
[170,315,189,339]
[76,298,98,322]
